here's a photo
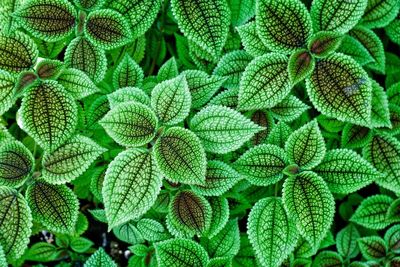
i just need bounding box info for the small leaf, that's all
[113,54,144,89]
[112,222,144,244]
[14,71,38,96]
[136,218,170,242]
[313,251,343,267]
[103,149,162,229]
[25,242,59,262]
[288,49,315,85]
[256,0,313,53]
[205,197,229,238]
[358,236,387,260]
[100,102,158,147]
[282,171,335,246]
[85,9,132,50]
[209,87,238,109]
[361,0,399,28]
[250,110,274,145]
[57,68,99,99]
[84,248,117,267]
[238,53,291,110]
[341,123,372,149]
[228,0,255,26]
[190,105,263,153]
[107,87,150,109]
[70,237,94,253]
[89,209,107,223]
[384,225,400,253]
[86,95,110,129]
[248,197,298,267]
[0,70,16,115]
[336,224,360,259]
[15,0,76,41]
[36,59,64,79]
[370,79,391,128]
[270,95,309,122]
[308,31,343,58]
[386,18,400,46]
[236,21,269,57]
[267,121,293,148]
[157,57,179,82]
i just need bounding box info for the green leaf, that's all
[234,144,287,186]
[73,0,105,10]
[386,18,400,46]
[19,80,77,151]
[42,135,106,184]
[113,54,144,89]
[388,82,400,106]
[155,238,209,267]
[206,257,232,267]
[89,167,106,201]
[100,102,158,147]
[0,245,5,267]
[250,110,274,146]
[84,248,117,267]
[256,0,312,53]
[370,79,391,128]
[70,237,94,253]
[151,75,191,126]
[171,0,230,58]
[103,149,162,229]
[336,224,360,259]
[358,236,387,260]
[312,251,343,267]
[84,9,132,50]
[313,149,379,194]
[15,0,76,41]
[228,0,255,26]
[308,31,343,58]
[238,53,291,110]
[154,127,207,185]
[310,0,367,33]
[0,186,32,261]
[285,120,325,169]
[64,36,107,83]
[204,197,229,238]
[57,68,99,99]
[270,95,309,122]
[0,70,16,115]
[236,21,269,57]
[25,242,59,262]
[306,53,372,126]
[384,225,400,253]
[157,57,179,82]
[248,197,298,267]
[386,198,400,223]
[341,123,372,149]
[14,71,38,96]
[350,194,393,230]
[87,95,110,129]
[136,218,170,242]
[361,0,399,28]
[282,171,335,246]
[267,121,293,148]
[232,235,258,267]
[363,134,400,193]
[0,0,23,34]
[89,209,107,223]
[288,49,315,85]
[112,222,144,244]
[107,87,150,109]
[190,105,263,153]
[36,59,64,79]
[337,35,374,66]
[0,140,34,188]
[0,31,38,73]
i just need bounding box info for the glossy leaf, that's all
[336,224,360,259]
[236,21,269,57]
[288,49,315,85]
[57,68,99,99]
[308,31,343,58]
[107,87,150,109]
[113,54,144,89]
[361,0,399,28]
[203,219,240,258]
[84,248,117,267]
[358,236,387,260]
[270,95,309,122]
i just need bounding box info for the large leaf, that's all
[336,224,360,259]
[0,70,16,115]
[57,68,99,99]
[19,80,77,151]
[248,197,298,267]
[154,127,206,185]
[26,180,79,234]
[282,171,335,246]
[103,149,162,229]
[361,0,399,28]
[190,105,263,153]
[84,248,117,267]
[113,54,144,89]
[15,0,76,41]
[306,53,372,126]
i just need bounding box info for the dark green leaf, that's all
[358,236,387,260]
[113,54,144,89]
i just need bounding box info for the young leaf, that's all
[250,110,274,145]
[84,248,117,267]
[42,135,106,184]
[204,197,229,238]
[113,54,144,89]
[57,68,99,99]
[341,124,372,149]
[100,102,158,147]
[36,59,64,79]
[256,0,312,53]
[236,21,269,57]
[358,236,387,260]
[85,9,132,50]
[107,87,150,109]
[238,53,291,110]
[282,171,335,246]
[313,251,343,267]
[288,49,315,85]
[336,224,360,259]
[190,105,263,154]
[24,242,59,262]
[136,218,170,242]
[384,225,400,253]
[26,180,79,234]
[70,237,93,253]
[361,0,399,28]
[112,222,144,244]
[370,79,391,128]
[14,0,76,41]
[306,53,372,126]
[157,57,179,82]
[0,186,32,261]
[87,95,110,129]
[270,95,309,122]
[0,70,16,115]
[103,149,162,229]
[89,209,107,223]
[151,75,191,126]
[308,31,343,58]
[234,144,287,187]
[267,121,293,148]
[248,197,298,267]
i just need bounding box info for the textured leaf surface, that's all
[267,121,293,148]
[84,248,117,267]
[58,68,99,99]
[157,57,179,82]
[236,21,269,57]
[112,222,143,244]
[308,31,343,58]
[361,0,399,28]
[288,49,315,85]
[36,59,64,79]
[113,54,143,89]
[0,70,16,115]
[336,224,360,259]
[107,87,150,109]
[338,35,374,66]
[229,0,255,26]
[205,197,229,238]
[203,219,240,258]
[341,124,372,149]
[384,225,400,253]
[270,95,309,122]
[358,236,387,260]
[136,218,170,242]
[370,79,391,128]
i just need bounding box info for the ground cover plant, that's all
[0,0,399,266]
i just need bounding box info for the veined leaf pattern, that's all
[107,87,150,109]
[358,236,387,260]
[84,248,117,267]
[113,54,144,89]
[57,68,99,99]
[0,70,16,116]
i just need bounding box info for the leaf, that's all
[0,245,5,267]
[288,49,315,85]
[256,0,313,53]
[238,53,291,110]
[0,140,34,188]
[312,251,343,267]
[384,225,400,253]
[190,105,263,153]
[64,36,107,83]
[70,237,94,253]
[25,242,59,262]
[350,194,393,230]
[363,134,400,193]
[206,257,232,267]
[85,9,132,50]
[107,87,150,109]
[87,95,110,129]
[100,102,158,147]
[36,59,64,79]
[308,31,343,58]
[337,36,374,66]
[386,18,400,46]
[285,120,325,169]
[103,149,162,229]
[250,110,274,145]
[112,222,144,244]
[57,68,99,99]
[84,248,117,267]
[234,144,287,186]
[306,53,372,126]
[89,209,107,223]
[155,238,209,267]
[151,75,191,126]
[0,186,32,261]
[42,135,106,184]
[370,79,391,128]
[73,0,104,10]
[232,235,258,267]
[341,123,372,149]
[0,0,23,34]
[267,121,293,148]
[0,31,38,73]
[209,87,239,109]
[0,70,16,115]
[204,197,229,238]
[236,21,269,57]
[171,0,230,58]
[19,80,77,151]
[282,171,335,246]
[157,57,179,82]
[358,236,387,260]
[113,54,144,89]
[136,218,170,242]
[313,149,379,194]
[270,95,309,122]
[15,0,76,41]
[310,0,367,33]
[248,197,298,267]
[361,0,399,28]
[336,224,360,259]
[169,190,212,236]
[228,0,255,26]
[386,199,400,222]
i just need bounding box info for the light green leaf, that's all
[341,123,372,149]
[316,114,345,134]
[103,149,162,229]
[209,87,238,109]
[87,95,110,129]
[84,248,117,267]
[370,79,391,128]
[288,49,315,85]
[107,87,150,109]
[358,236,387,260]
[206,257,232,267]
[57,68,99,99]
[238,53,291,110]
[282,171,335,246]
[157,57,179,82]
[136,218,170,242]
[228,0,255,26]
[308,31,343,58]
[336,224,360,259]
[270,95,309,122]
[236,21,269,57]
[70,237,94,253]
[204,197,229,238]
[361,0,399,28]
[100,102,158,147]
[267,121,293,148]
[0,0,23,34]
[73,0,105,10]
[248,197,298,267]
[113,54,144,89]
[190,105,263,153]
[112,222,144,244]
[306,53,372,126]
[0,70,16,115]
[89,209,107,223]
